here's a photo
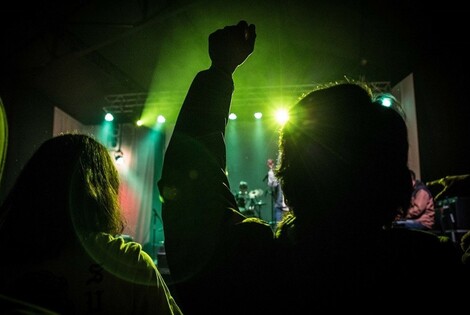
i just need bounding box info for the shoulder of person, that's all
[85,233,159,285]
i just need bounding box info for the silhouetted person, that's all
[0,134,182,314]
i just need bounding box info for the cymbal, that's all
[426,174,470,186]
[249,189,264,198]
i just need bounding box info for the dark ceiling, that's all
[0,0,457,125]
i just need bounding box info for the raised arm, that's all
[158,20,257,291]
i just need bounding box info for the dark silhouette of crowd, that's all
[158,20,465,314]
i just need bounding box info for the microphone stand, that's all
[270,186,276,229]
[152,208,158,264]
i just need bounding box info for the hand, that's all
[209,20,256,74]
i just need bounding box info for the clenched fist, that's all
[209,20,256,74]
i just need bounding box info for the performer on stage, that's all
[266,158,289,224]
[394,169,435,230]
[235,181,256,217]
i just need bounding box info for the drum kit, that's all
[237,188,266,218]
[249,189,264,199]
[426,174,470,243]
[426,174,469,200]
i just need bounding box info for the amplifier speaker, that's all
[435,196,470,231]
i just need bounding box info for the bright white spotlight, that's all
[375,93,396,108]
[275,109,289,125]
[105,113,114,121]
[381,97,392,107]
[157,115,166,123]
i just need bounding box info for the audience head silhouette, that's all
[0,133,124,260]
[277,83,412,236]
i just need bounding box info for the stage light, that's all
[229,113,237,120]
[375,93,396,108]
[105,113,114,121]
[275,109,289,125]
[380,97,392,107]
[157,115,166,123]
[254,112,263,119]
